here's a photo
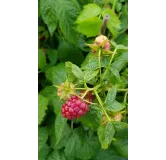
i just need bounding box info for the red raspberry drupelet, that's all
[61,96,89,120]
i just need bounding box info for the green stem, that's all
[112,0,117,11]
[94,90,111,122]
[101,48,117,82]
[123,91,128,103]
[118,88,128,92]
[71,121,73,130]
[98,49,102,82]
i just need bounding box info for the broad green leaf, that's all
[83,70,99,82]
[38,49,46,70]
[46,49,58,66]
[38,127,48,152]
[65,129,100,159]
[55,113,67,145]
[65,62,79,83]
[54,0,80,44]
[97,122,115,149]
[58,40,84,65]
[65,130,81,159]
[38,144,52,160]
[45,63,66,85]
[81,52,109,70]
[115,2,122,12]
[40,0,58,36]
[115,33,128,46]
[113,138,128,159]
[92,147,127,160]
[75,17,102,37]
[38,95,48,125]
[105,86,117,105]
[106,101,126,112]
[116,44,128,50]
[79,106,102,130]
[112,122,128,139]
[111,52,128,72]
[76,4,101,23]
[40,86,62,114]
[47,150,66,160]
[102,9,120,39]
[119,3,128,32]
[67,62,84,81]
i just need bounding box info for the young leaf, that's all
[40,0,58,36]
[38,95,48,125]
[54,0,80,44]
[65,62,79,83]
[76,4,101,23]
[45,63,66,85]
[105,85,117,105]
[38,49,47,70]
[75,17,102,37]
[102,9,120,39]
[38,144,52,160]
[67,62,84,81]
[106,101,126,112]
[97,122,115,149]
[83,70,99,82]
[55,113,67,145]
[47,150,67,160]
[38,127,48,152]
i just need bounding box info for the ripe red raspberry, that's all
[80,90,94,103]
[61,96,89,120]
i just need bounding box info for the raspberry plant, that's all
[38,0,128,160]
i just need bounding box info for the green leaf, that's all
[54,0,80,44]
[115,33,128,46]
[79,106,102,130]
[105,86,117,105]
[38,127,48,152]
[55,113,67,145]
[84,70,99,82]
[75,17,102,37]
[58,40,84,66]
[45,63,66,85]
[116,44,128,50]
[113,138,128,159]
[106,101,126,112]
[65,62,79,83]
[81,52,109,70]
[38,144,52,160]
[47,49,58,66]
[38,95,48,125]
[65,129,100,159]
[38,49,47,70]
[40,86,62,114]
[40,0,58,36]
[97,122,115,149]
[67,62,84,81]
[64,130,81,159]
[92,146,127,160]
[47,150,66,160]
[102,9,120,39]
[111,52,128,72]
[76,4,101,23]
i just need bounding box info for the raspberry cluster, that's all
[61,96,89,120]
